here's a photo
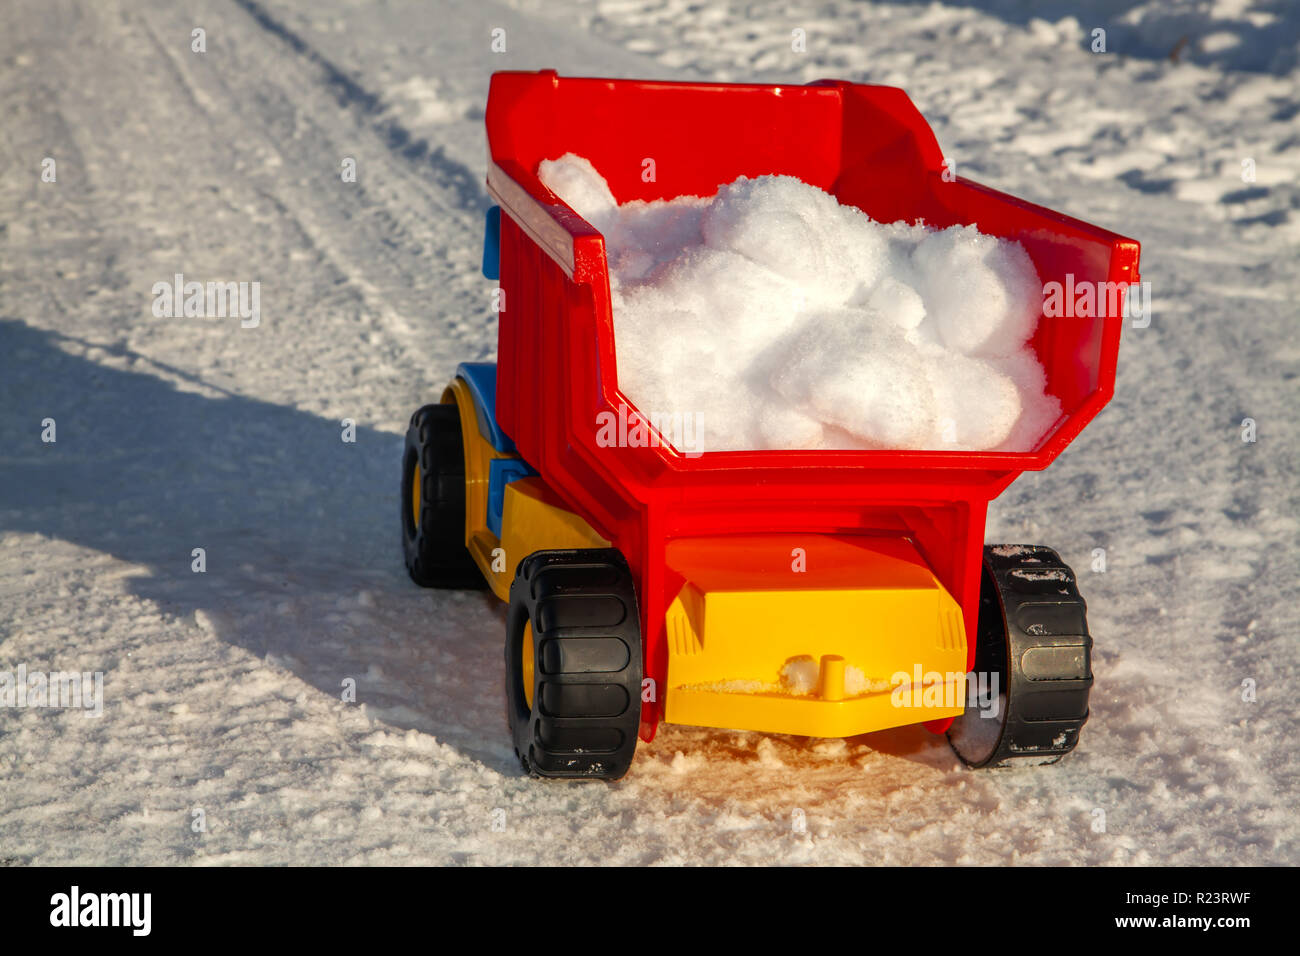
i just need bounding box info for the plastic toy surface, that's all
[402,71,1141,779]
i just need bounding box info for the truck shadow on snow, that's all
[1,319,953,779]
[0,318,517,774]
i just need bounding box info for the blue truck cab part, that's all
[482,205,501,281]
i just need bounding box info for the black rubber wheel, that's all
[948,545,1094,767]
[506,549,642,779]
[401,403,484,589]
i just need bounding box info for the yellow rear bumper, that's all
[663,535,967,738]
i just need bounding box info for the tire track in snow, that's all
[144,0,504,410]
[135,11,218,119]
[229,0,489,217]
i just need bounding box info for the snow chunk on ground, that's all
[537,154,1059,451]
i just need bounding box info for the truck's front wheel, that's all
[401,403,483,589]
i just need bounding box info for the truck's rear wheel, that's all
[948,545,1093,767]
[506,549,642,779]
[401,403,483,589]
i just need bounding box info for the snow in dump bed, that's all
[538,154,1062,452]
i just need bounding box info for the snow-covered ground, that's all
[1,0,1296,864]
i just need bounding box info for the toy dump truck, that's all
[401,71,1141,779]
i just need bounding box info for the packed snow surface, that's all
[2,0,1297,867]
[538,154,1061,452]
